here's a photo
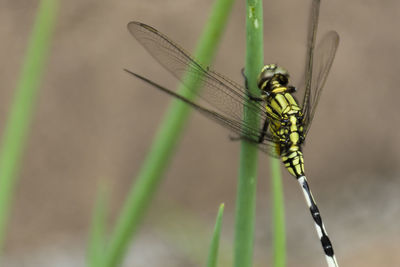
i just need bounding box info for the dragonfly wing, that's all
[125,69,279,157]
[127,21,276,142]
[301,0,320,123]
[127,22,269,125]
[302,31,339,134]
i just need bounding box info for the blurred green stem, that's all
[87,180,109,267]
[207,203,225,267]
[0,0,58,253]
[270,158,285,267]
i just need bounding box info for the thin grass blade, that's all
[87,180,109,267]
[0,0,58,253]
[270,159,286,267]
[207,203,225,267]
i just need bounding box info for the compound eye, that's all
[277,74,289,85]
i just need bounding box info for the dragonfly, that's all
[125,0,339,266]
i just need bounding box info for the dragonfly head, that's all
[257,64,290,93]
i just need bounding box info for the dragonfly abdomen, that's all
[278,115,305,178]
[281,148,305,178]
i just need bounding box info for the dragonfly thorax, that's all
[257,64,290,94]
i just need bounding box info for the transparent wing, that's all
[302,0,320,117]
[127,21,279,155]
[302,31,339,135]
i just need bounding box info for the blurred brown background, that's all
[1,0,400,266]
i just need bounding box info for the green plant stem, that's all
[103,0,235,266]
[87,181,109,267]
[0,0,58,253]
[233,1,263,267]
[270,158,285,267]
[207,203,225,267]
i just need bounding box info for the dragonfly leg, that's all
[229,134,259,144]
[257,118,269,143]
[229,118,269,144]
[241,68,264,102]
[241,68,249,89]
[287,85,297,93]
